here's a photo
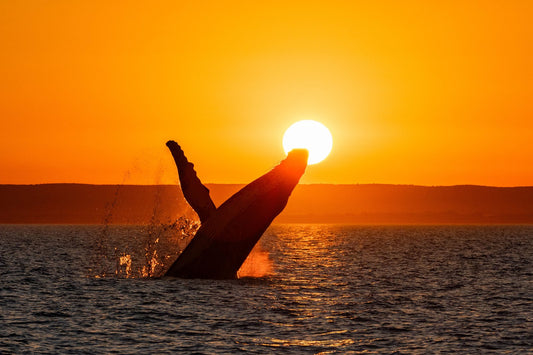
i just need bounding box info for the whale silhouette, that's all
[164,140,308,279]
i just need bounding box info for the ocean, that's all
[0,224,531,353]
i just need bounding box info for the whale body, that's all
[164,140,307,279]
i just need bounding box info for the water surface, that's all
[0,225,531,353]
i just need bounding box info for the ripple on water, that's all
[0,224,532,353]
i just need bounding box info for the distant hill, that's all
[1,184,532,224]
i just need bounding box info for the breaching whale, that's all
[164,140,308,279]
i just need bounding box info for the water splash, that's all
[237,243,273,278]
[90,217,199,279]
[90,178,127,278]
[90,215,273,279]
[88,165,201,278]
[89,167,272,279]
[116,253,132,276]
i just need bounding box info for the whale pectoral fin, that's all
[166,140,217,223]
[164,148,308,279]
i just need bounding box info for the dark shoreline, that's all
[1,183,532,224]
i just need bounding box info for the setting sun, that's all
[283,120,333,165]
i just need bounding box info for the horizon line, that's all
[1,182,532,189]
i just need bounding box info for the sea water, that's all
[0,224,531,353]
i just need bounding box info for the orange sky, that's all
[1,1,532,186]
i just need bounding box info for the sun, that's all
[283,120,333,165]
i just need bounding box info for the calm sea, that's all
[0,224,531,354]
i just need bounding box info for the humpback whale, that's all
[164,140,308,279]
